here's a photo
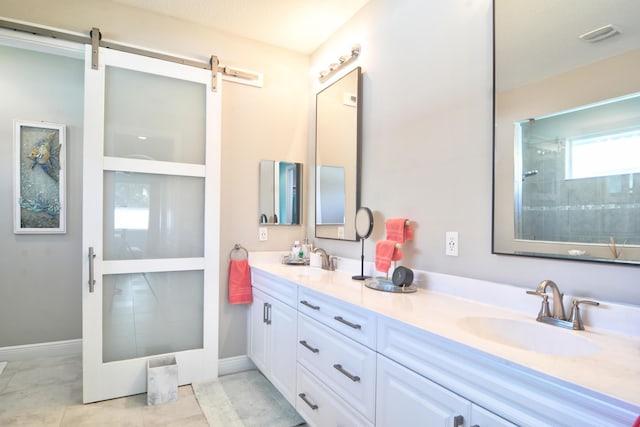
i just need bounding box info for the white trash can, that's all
[147,355,178,405]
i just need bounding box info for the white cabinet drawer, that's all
[296,363,374,427]
[298,287,376,348]
[297,313,376,422]
[251,267,298,308]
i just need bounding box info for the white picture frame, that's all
[13,120,66,234]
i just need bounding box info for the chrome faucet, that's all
[536,279,565,320]
[527,280,600,330]
[313,248,331,270]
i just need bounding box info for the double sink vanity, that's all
[248,256,640,427]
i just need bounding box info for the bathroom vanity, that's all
[247,261,640,427]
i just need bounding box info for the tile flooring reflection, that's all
[0,354,208,426]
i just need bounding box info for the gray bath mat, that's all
[193,370,305,427]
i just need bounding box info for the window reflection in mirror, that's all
[493,0,640,264]
[315,67,362,241]
[316,165,346,225]
[258,160,302,225]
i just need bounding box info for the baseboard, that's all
[0,339,255,376]
[0,339,82,361]
[218,354,256,376]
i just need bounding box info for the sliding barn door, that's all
[82,45,221,403]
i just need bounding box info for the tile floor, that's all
[0,353,208,426]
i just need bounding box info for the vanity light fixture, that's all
[579,24,621,42]
[319,44,361,83]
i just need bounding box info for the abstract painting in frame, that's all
[13,120,66,234]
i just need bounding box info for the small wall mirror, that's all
[258,160,302,225]
[315,66,363,241]
[493,0,640,264]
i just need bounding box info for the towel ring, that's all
[229,244,249,261]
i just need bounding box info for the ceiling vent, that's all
[579,24,621,42]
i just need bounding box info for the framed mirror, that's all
[315,66,363,241]
[493,0,640,265]
[258,160,302,225]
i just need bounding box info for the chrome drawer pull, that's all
[266,303,272,325]
[333,364,360,382]
[298,393,318,410]
[299,340,319,354]
[453,415,464,427]
[300,300,320,310]
[334,316,361,330]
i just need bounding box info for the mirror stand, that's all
[352,207,373,280]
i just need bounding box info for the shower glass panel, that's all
[104,66,205,164]
[102,270,203,363]
[103,171,205,260]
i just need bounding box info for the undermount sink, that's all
[457,316,601,356]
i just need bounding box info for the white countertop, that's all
[250,260,640,409]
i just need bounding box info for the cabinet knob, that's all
[453,415,464,427]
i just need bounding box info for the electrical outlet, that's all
[338,226,345,239]
[446,231,459,256]
[258,227,268,241]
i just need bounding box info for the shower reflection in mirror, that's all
[258,160,302,225]
[515,92,640,247]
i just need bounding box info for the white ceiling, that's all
[110,0,370,54]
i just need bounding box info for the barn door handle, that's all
[88,247,96,293]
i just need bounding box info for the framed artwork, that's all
[13,120,66,234]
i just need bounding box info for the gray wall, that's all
[309,0,640,305]
[1,0,310,356]
[0,45,84,346]
[1,0,638,357]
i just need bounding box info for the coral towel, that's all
[633,416,640,427]
[375,240,403,273]
[386,218,414,243]
[228,259,252,304]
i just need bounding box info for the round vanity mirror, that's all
[355,207,373,239]
[353,207,373,280]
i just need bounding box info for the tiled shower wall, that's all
[518,145,639,245]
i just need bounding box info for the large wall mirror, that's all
[493,0,640,265]
[258,160,302,225]
[315,66,362,241]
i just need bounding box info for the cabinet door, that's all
[268,297,298,406]
[376,355,471,427]
[471,404,517,427]
[248,287,269,373]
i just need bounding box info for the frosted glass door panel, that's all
[103,171,204,260]
[103,270,204,363]
[104,66,205,164]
